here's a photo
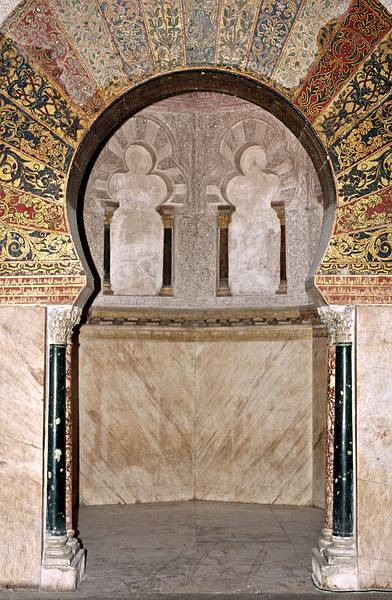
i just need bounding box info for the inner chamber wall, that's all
[79,93,328,508]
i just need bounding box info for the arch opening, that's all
[67,69,337,310]
[74,81,332,594]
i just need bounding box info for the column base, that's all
[40,533,85,592]
[312,535,359,590]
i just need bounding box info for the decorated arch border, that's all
[0,0,391,306]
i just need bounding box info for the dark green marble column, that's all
[46,344,67,536]
[103,220,111,288]
[332,343,353,537]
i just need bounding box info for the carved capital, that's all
[318,305,354,345]
[47,306,82,345]
[102,201,119,224]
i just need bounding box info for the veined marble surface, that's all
[195,339,313,505]
[79,338,194,505]
[356,306,392,589]
[0,307,45,588]
[79,326,326,507]
[312,336,328,509]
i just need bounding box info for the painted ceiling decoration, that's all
[0,0,390,306]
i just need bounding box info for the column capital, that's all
[318,305,354,345]
[47,306,82,345]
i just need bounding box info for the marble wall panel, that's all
[78,334,194,505]
[0,306,45,588]
[194,337,314,505]
[312,334,328,509]
[79,325,326,508]
[356,306,392,589]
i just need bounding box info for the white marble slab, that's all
[0,307,45,588]
[356,306,392,589]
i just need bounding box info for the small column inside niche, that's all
[102,201,118,295]
[272,202,287,294]
[217,206,234,296]
[158,206,174,296]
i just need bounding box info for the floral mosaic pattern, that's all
[329,96,392,172]
[0,93,73,172]
[0,185,66,231]
[183,0,219,64]
[98,0,154,80]
[217,0,260,68]
[273,0,349,89]
[314,32,392,146]
[294,0,391,121]
[142,0,185,70]
[335,188,392,234]
[336,146,391,205]
[320,227,392,274]
[5,0,105,116]
[0,142,65,202]
[0,228,79,270]
[0,34,86,143]
[51,0,129,99]
[0,0,390,304]
[247,0,301,78]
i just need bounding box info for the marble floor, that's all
[2,501,392,599]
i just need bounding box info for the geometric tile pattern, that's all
[0,0,391,305]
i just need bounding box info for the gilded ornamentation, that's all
[0,0,390,305]
[98,0,154,80]
[320,227,392,273]
[142,0,185,69]
[336,146,391,205]
[329,97,392,173]
[5,0,105,116]
[0,142,65,202]
[0,228,79,270]
[182,0,218,64]
[51,0,128,99]
[0,185,66,231]
[273,0,349,89]
[217,0,259,68]
[247,0,301,78]
[294,0,391,121]
[335,188,392,234]
[0,34,86,143]
[0,93,73,172]
[47,304,82,345]
[314,34,392,145]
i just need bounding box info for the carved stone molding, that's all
[312,535,358,590]
[47,306,82,345]
[41,533,85,592]
[318,305,354,345]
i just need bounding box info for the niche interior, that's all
[79,92,328,509]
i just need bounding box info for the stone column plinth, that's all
[312,305,358,590]
[41,306,85,592]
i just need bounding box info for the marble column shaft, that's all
[46,306,81,539]
[47,344,67,536]
[333,343,353,537]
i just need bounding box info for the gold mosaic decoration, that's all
[0,0,391,305]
